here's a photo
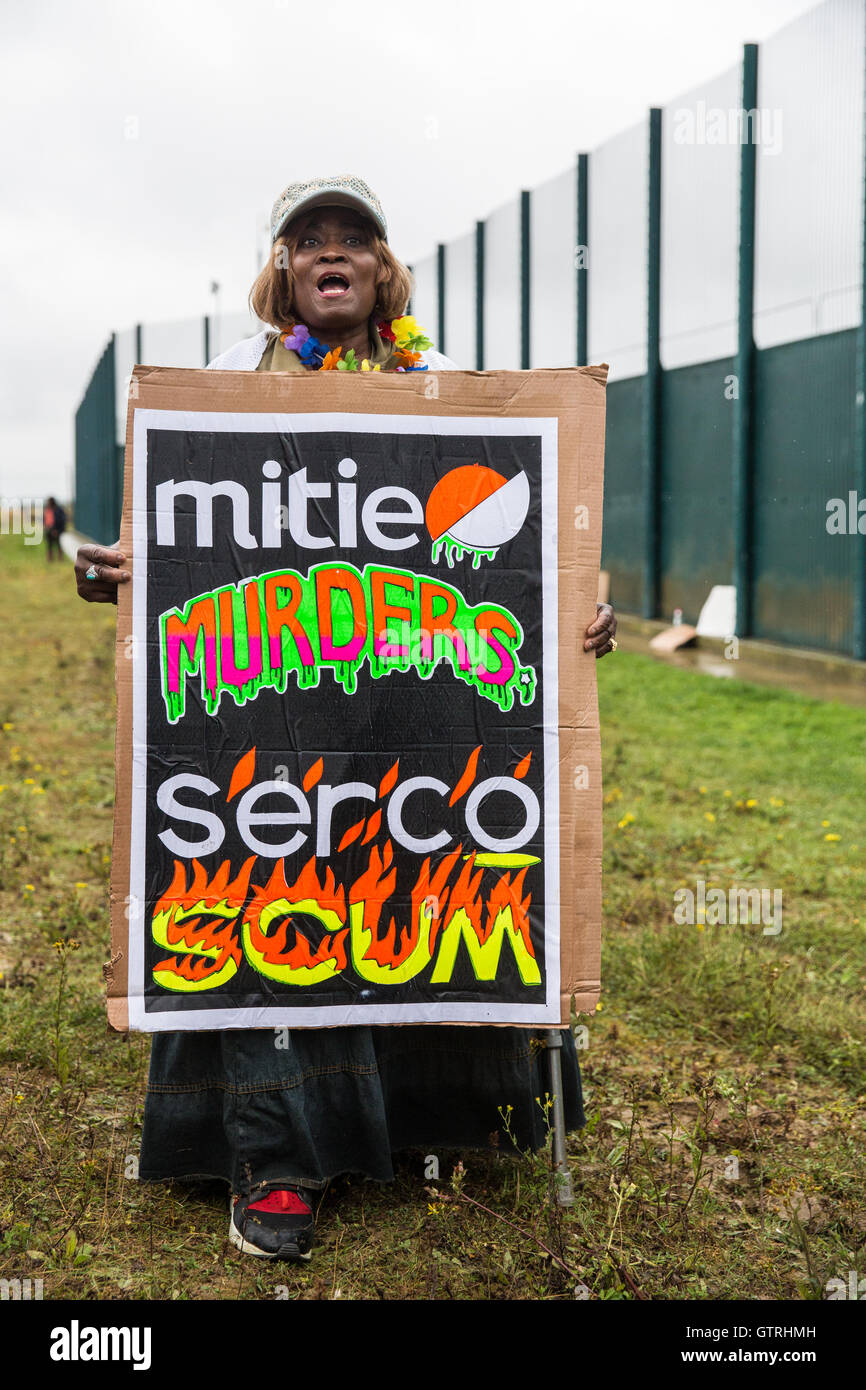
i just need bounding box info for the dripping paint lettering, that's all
[159,563,536,720]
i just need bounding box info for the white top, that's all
[207,328,460,372]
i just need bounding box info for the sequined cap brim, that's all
[270,176,387,243]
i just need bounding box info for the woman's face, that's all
[289,205,386,337]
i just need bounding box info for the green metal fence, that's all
[73,0,866,660]
[74,335,120,544]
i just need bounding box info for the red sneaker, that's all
[229,1185,315,1261]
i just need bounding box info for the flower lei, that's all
[279,315,432,372]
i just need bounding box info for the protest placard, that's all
[108,365,606,1030]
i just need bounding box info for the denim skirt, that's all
[138,1025,585,1194]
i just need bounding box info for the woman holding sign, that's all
[74,175,617,1262]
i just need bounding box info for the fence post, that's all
[520,189,531,369]
[733,43,759,640]
[135,323,143,364]
[855,22,866,658]
[436,243,446,356]
[475,220,485,370]
[203,314,211,367]
[108,333,120,539]
[643,109,663,620]
[576,153,589,367]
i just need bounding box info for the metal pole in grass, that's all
[546,1030,574,1205]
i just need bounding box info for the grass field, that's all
[0,532,863,1300]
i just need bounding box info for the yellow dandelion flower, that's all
[595,1001,604,1012]
[698,786,707,794]
[824,833,841,842]
[769,797,784,807]
[74,881,88,889]
[746,798,757,808]
[617,812,635,829]
[32,787,44,795]
[13,1093,23,1104]
[23,777,34,785]
[704,812,716,823]
[24,884,34,892]
[821,820,830,828]
[34,763,42,771]
[1,722,12,731]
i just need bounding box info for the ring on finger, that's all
[609,637,618,652]
[85,564,100,580]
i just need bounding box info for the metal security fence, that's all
[74,0,866,659]
[74,335,120,544]
[75,312,261,546]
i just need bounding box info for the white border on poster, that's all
[128,410,560,1030]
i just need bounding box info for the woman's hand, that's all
[584,602,617,658]
[74,542,130,604]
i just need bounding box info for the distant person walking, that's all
[43,497,66,562]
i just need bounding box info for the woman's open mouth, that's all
[316,273,351,299]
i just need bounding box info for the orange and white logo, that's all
[425,464,530,567]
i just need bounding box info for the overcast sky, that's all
[0,0,820,502]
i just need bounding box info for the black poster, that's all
[119,404,565,1029]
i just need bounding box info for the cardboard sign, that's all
[109,364,607,1031]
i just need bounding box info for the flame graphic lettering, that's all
[150,843,540,992]
[151,857,255,992]
[241,858,349,986]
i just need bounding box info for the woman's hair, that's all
[249,217,413,330]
